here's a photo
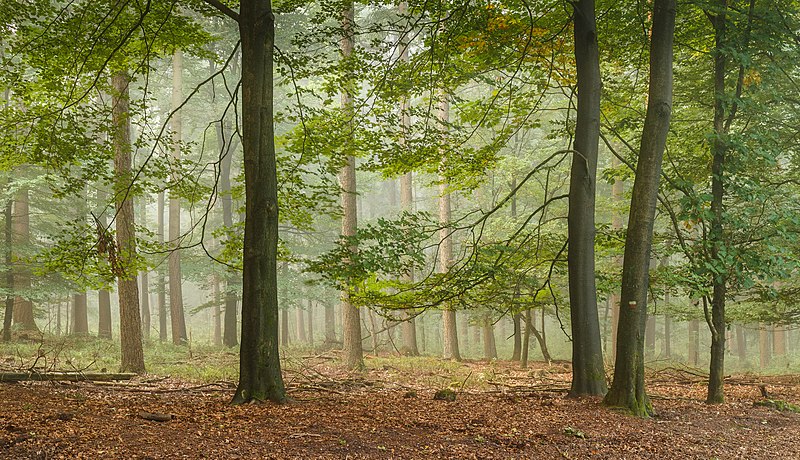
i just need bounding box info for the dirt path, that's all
[1,374,799,459]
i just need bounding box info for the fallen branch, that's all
[0,372,136,382]
[138,411,174,422]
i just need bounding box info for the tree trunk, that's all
[568,0,607,397]
[521,310,531,368]
[12,188,37,331]
[645,316,656,357]
[772,326,786,356]
[213,275,222,346]
[218,114,240,349]
[609,159,624,363]
[324,301,336,346]
[511,313,522,361]
[96,186,113,340]
[482,316,497,360]
[528,314,552,363]
[296,305,306,343]
[759,324,770,368]
[438,93,460,362]
[663,316,672,358]
[230,0,286,404]
[735,324,746,361]
[688,319,700,366]
[169,49,187,346]
[338,1,363,370]
[3,200,13,341]
[280,308,289,347]
[307,300,314,347]
[139,197,150,341]
[604,0,675,415]
[71,293,88,335]
[157,191,167,342]
[111,70,145,374]
[399,171,418,356]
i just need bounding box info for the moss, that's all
[754,399,800,413]
[433,388,456,402]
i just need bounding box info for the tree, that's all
[111,70,145,374]
[203,0,287,404]
[169,48,188,345]
[339,0,364,370]
[604,0,676,416]
[567,0,606,397]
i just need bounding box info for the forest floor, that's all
[1,352,800,459]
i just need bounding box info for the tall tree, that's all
[3,199,13,341]
[604,0,676,416]
[71,292,89,335]
[567,0,606,396]
[111,70,145,374]
[12,187,37,331]
[203,0,287,404]
[217,120,239,348]
[169,48,188,345]
[339,0,364,370]
[438,92,460,362]
[157,190,167,342]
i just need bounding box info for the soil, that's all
[1,360,799,459]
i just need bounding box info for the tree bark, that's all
[735,324,746,361]
[511,313,522,361]
[12,188,37,331]
[71,293,88,335]
[772,326,786,356]
[218,120,240,348]
[604,0,675,416]
[339,0,364,370]
[157,191,167,342]
[307,299,314,347]
[482,316,497,360]
[96,186,113,340]
[438,93,460,362]
[169,49,188,345]
[324,301,336,346]
[296,305,306,343]
[568,0,606,396]
[688,319,700,366]
[139,197,150,341]
[3,199,13,341]
[759,324,770,368]
[230,0,286,404]
[213,275,222,346]
[111,70,145,374]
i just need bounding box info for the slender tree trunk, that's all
[217,115,240,348]
[482,316,497,360]
[438,93,460,361]
[231,0,286,404]
[156,191,167,342]
[735,324,746,361]
[307,300,314,347]
[399,169,419,356]
[71,293,88,335]
[688,319,700,366]
[521,310,531,368]
[111,70,145,374]
[12,188,37,331]
[324,301,336,346]
[338,0,363,370]
[645,316,656,357]
[528,314,552,363]
[772,326,786,356]
[139,197,150,341]
[3,200,13,341]
[96,187,113,340]
[213,276,222,346]
[759,324,770,368]
[609,159,624,363]
[663,316,672,358]
[604,0,675,416]
[568,0,606,396]
[296,305,306,343]
[511,313,522,361]
[169,49,187,345]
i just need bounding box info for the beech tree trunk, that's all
[12,188,37,331]
[139,197,150,341]
[3,199,13,341]
[609,157,623,363]
[735,324,746,361]
[482,316,497,360]
[772,326,786,356]
[217,120,240,348]
[169,49,187,345]
[96,186,112,340]
[296,305,307,343]
[438,93,461,362]
[688,319,700,366]
[229,0,286,404]
[511,313,522,361]
[324,301,336,346]
[213,275,222,346]
[759,324,770,368]
[604,0,675,416]
[111,70,145,374]
[307,300,314,346]
[71,293,88,335]
[157,191,167,342]
[339,0,363,370]
[568,0,606,396]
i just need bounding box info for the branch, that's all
[204,0,240,22]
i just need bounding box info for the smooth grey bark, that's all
[217,121,240,348]
[139,197,150,341]
[12,188,36,331]
[157,191,167,342]
[567,0,606,396]
[438,93,460,361]
[71,293,88,335]
[3,200,12,341]
[111,70,145,374]
[604,0,675,416]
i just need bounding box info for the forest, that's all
[1,0,800,458]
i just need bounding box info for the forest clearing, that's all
[2,347,800,460]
